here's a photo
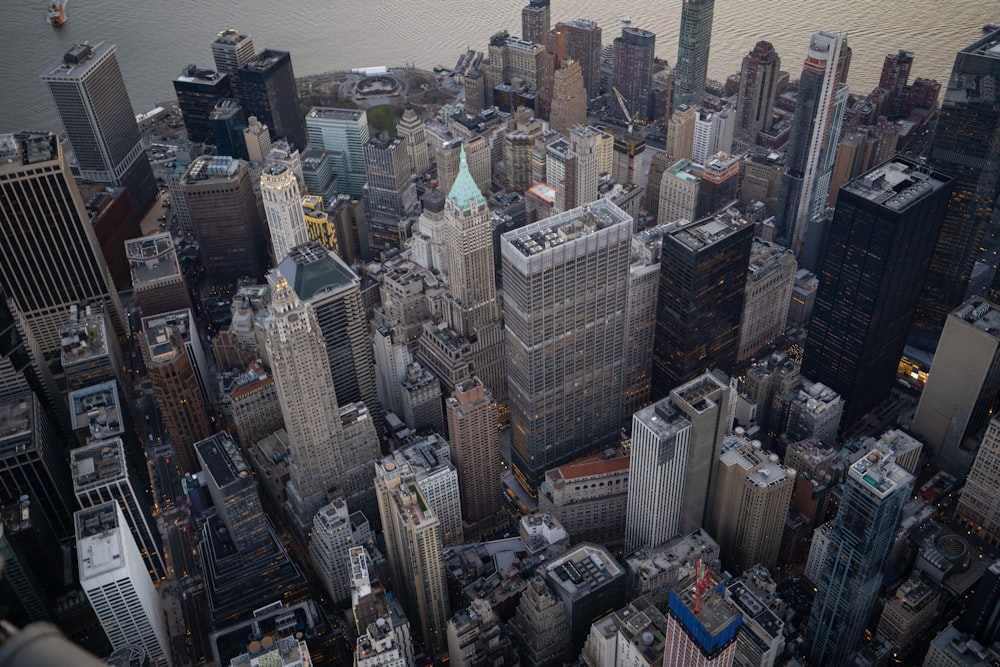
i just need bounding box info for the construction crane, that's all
[692,558,716,616]
[612,86,640,135]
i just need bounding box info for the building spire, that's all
[446,145,485,211]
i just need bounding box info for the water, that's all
[0,0,993,133]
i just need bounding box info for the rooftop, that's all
[41,41,114,80]
[60,315,109,367]
[274,241,357,303]
[0,132,59,168]
[546,447,630,485]
[503,199,631,258]
[0,396,33,444]
[76,502,126,579]
[635,398,692,440]
[674,371,730,413]
[849,446,913,499]
[195,432,251,488]
[183,155,242,183]
[126,233,183,286]
[544,543,623,601]
[670,208,753,253]
[727,579,783,639]
[306,107,366,122]
[951,298,1000,338]
[70,437,127,491]
[68,381,123,441]
[670,566,742,646]
[843,157,950,212]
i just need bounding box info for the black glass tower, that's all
[237,49,306,151]
[173,65,232,144]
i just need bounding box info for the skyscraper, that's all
[613,26,656,122]
[955,419,1000,547]
[306,107,370,196]
[673,0,715,111]
[363,133,419,252]
[555,19,603,100]
[76,502,172,666]
[521,0,550,44]
[445,378,499,527]
[309,497,353,603]
[548,61,587,136]
[396,106,430,175]
[733,41,781,152]
[173,65,232,144]
[805,446,914,664]
[774,31,850,255]
[125,233,193,318]
[651,208,753,397]
[502,199,632,495]
[0,131,125,354]
[664,564,741,666]
[914,32,1000,341]
[802,158,953,427]
[41,41,158,210]
[238,49,306,150]
[737,239,797,363]
[261,163,309,264]
[211,29,256,76]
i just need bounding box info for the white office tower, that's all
[76,502,171,666]
[373,325,413,419]
[243,116,272,163]
[309,497,353,604]
[708,434,794,572]
[261,164,308,264]
[737,239,797,363]
[375,458,450,656]
[263,270,346,524]
[70,438,167,582]
[626,399,693,552]
[692,106,735,165]
[626,371,734,550]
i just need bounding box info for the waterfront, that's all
[0,0,993,132]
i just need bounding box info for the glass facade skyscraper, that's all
[673,0,715,111]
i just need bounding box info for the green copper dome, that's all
[446,146,486,211]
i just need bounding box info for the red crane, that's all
[692,558,716,616]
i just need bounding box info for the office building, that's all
[447,598,517,667]
[581,596,668,667]
[66,380,125,447]
[173,65,232,144]
[663,564,741,666]
[738,239,796,363]
[363,133,419,252]
[397,106,429,175]
[261,164,309,265]
[658,158,701,225]
[142,309,211,405]
[915,32,1000,340]
[306,107,370,196]
[651,208,753,395]
[509,574,570,666]
[555,19,603,100]
[180,155,265,289]
[0,393,75,538]
[229,361,283,448]
[805,446,914,665]
[445,379,499,527]
[521,0,549,44]
[956,419,1000,547]
[673,0,715,111]
[211,29,256,76]
[733,41,781,151]
[244,115,272,163]
[774,31,850,255]
[501,199,632,494]
[195,433,309,624]
[275,242,379,417]
[725,577,784,667]
[613,26,656,122]
[698,152,740,217]
[0,497,58,624]
[309,497,353,603]
[77,502,171,666]
[125,234,192,317]
[666,105,697,161]
[622,226,666,416]
[60,307,124,393]
[41,42,157,213]
[71,438,166,582]
[802,158,953,427]
[209,97,249,159]
[141,317,212,474]
[484,32,545,106]
[709,434,793,572]
[876,574,939,661]
[549,61,587,136]
[264,270,350,523]
[0,131,125,355]
[238,49,305,150]
[914,298,1000,469]
[692,108,735,166]
[540,447,629,547]
[625,530,720,608]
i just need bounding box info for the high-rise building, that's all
[445,378,499,527]
[725,576,785,667]
[698,152,740,217]
[211,29,256,76]
[76,502,171,666]
[539,447,629,547]
[264,270,351,523]
[397,106,430,176]
[0,497,59,624]
[261,164,309,264]
[363,133,419,252]
[614,26,656,122]
[306,107,370,196]
[805,446,914,664]
[673,0,715,111]
[876,574,939,662]
[692,109,735,165]
[41,42,157,214]
[126,233,192,318]
[802,158,953,427]
[447,598,518,667]
[237,49,305,150]
[209,97,248,159]
[737,239,797,363]
[173,65,232,144]
[627,371,733,547]
[180,155,265,289]
[548,61,587,136]
[243,115,272,163]
[521,0,549,44]
[0,131,125,355]
[956,419,1000,547]
[275,247,379,446]
[774,31,850,255]
[658,158,701,224]
[581,596,669,667]
[913,298,1000,470]
[651,208,753,396]
[663,564,741,666]
[142,309,211,407]
[623,226,666,418]
[501,199,632,495]
[733,41,781,152]
[879,50,914,119]
[708,434,793,572]
[914,32,1000,342]
[70,438,166,582]
[555,19,603,100]
[309,497,353,603]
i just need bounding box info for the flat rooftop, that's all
[843,158,950,212]
[76,502,125,579]
[71,437,127,491]
[503,199,631,258]
[671,568,742,640]
[126,233,183,285]
[183,155,241,184]
[545,543,623,600]
[670,209,752,253]
[68,381,123,440]
[195,432,251,488]
[307,107,366,122]
[634,398,691,440]
[849,446,914,499]
[142,309,195,343]
[0,396,33,444]
[40,41,114,80]
[60,317,110,366]
[952,298,1000,339]
[727,579,783,640]
[674,372,729,413]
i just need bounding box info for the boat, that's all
[984,23,1000,32]
[48,0,67,26]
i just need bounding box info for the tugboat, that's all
[48,0,67,26]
